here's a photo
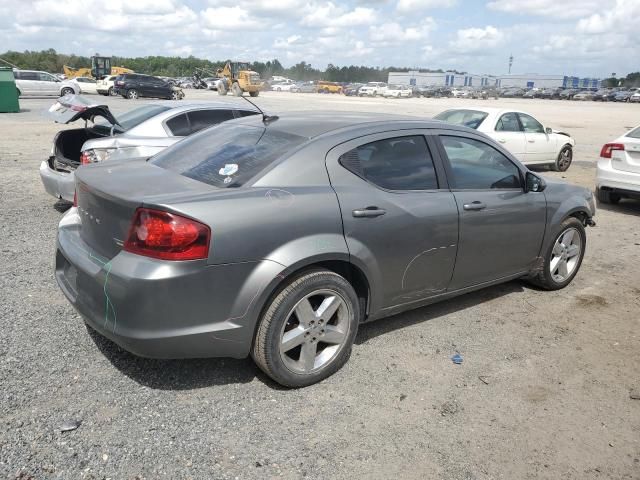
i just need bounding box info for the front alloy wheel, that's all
[253,270,359,387]
[554,146,573,172]
[127,89,138,100]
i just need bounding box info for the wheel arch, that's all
[248,256,372,349]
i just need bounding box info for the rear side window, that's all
[339,135,438,190]
[188,109,235,133]
[18,71,39,81]
[626,126,640,139]
[495,113,521,132]
[440,136,521,190]
[166,113,190,136]
[434,110,488,130]
[151,124,307,188]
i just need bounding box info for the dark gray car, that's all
[56,112,596,387]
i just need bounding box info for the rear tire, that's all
[526,217,586,291]
[252,270,359,388]
[60,87,74,96]
[597,187,621,204]
[107,87,113,96]
[249,91,259,97]
[553,145,573,172]
[231,83,243,97]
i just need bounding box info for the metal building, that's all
[387,70,494,87]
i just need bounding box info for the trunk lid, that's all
[75,159,216,259]
[613,136,640,174]
[47,94,120,126]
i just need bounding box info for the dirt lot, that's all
[1,92,639,479]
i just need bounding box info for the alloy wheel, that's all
[557,148,572,171]
[279,289,351,374]
[550,228,582,283]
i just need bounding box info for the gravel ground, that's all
[1,92,639,479]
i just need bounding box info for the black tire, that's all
[60,87,74,96]
[126,89,138,99]
[553,145,573,172]
[252,270,360,388]
[231,83,243,97]
[597,187,621,204]
[249,91,259,97]
[107,87,113,96]
[527,217,586,291]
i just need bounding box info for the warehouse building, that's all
[387,70,495,87]
[388,71,601,89]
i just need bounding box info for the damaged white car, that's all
[434,107,576,171]
[39,95,259,202]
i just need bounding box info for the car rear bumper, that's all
[40,159,75,202]
[596,159,640,194]
[55,209,284,359]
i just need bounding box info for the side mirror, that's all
[525,171,546,193]
[545,127,552,134]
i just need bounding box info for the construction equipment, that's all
[63,55,133,79]
[216,61,263,97]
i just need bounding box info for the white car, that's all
[13,70,79,97]
[435,107,576,171]
[96,75,117,96]
[596,124,640,204]
[71,77,99,94]
[629,91,640,103]
[271,81,295,92]
[383,84,413,98]
[358,82,387,97]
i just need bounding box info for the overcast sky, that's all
[0,0,637,77]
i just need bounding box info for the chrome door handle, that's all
[528,140,535,143]
[463,201,486,211]
[353,207,386,218]
[498,139,506,143]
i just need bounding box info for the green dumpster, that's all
[0,67,20,113]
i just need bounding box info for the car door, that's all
[492,112,527,162]
[38,72,58,95]
[325,131,459,310]
[518,113,556,164]
[436,133,546,290]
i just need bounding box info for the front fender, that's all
[543,188,595,252]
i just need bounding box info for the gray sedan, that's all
[56,112,596,387]
[39,95,258,202]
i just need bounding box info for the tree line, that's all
[0,49,454,83]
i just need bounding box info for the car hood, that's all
[47,94,120,126]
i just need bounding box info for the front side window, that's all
[38,73,56,82]
[440,136,521,190]
[518,113,544,133]
[339,135,438,191]
[495,112,522,132]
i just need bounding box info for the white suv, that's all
[14,70,79,97]
[358,82,388,97]
[97,75,117,96]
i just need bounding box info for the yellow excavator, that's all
[216,61,263,97]
[63,55,133,79]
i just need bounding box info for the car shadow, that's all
[85,325,260,390]
[86,280,527,390]
[596,198,640,217]
[355,280,525,345]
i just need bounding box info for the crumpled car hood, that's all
[46,94,120,126]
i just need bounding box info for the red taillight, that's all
[123,208,210,261]
[600,143,624,158]
[80,151,91,165]
[73,190,77,207]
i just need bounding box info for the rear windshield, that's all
[96,104,170,132]
[151,123,307,188]
[434,110,488,130]
[627,126,640,139]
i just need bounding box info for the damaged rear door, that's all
[326,130,458,311]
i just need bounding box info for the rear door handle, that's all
[352,207,386,218]
[463,201,486,211]
[528,139,535,143]
[498,139,507,144]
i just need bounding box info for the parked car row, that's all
[500,86,640,102]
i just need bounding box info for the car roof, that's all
[228,110,459,138]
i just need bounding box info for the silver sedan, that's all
[39,96,258,202]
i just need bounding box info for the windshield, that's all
[96,104,171,132]
[434,110,488,130]
[627,126,640,139]
[151,123,307,188]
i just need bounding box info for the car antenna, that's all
[241,95,279,125]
